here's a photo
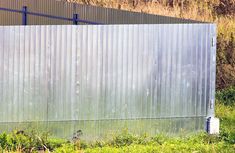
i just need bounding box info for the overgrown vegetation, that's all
[0,130,68,152]
[215,86,235,145]
[0,87,235,152]
[216,86,235,105]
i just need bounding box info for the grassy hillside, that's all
[69,0,235,90]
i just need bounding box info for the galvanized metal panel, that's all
[0,0,202,25]
[0,24,216,139]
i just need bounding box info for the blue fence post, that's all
[0,7,99,25]
[73,14,79,25]
[22,6,27,25]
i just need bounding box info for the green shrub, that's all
[109,131,138,147]
[216,86,235,105]
[0,129,59,152]
[46,138,68,151]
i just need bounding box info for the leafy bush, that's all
[109,131,138,147]
[216,86,235,105]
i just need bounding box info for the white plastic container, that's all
[206,117,220,134]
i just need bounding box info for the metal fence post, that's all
[22,6,27,25]
[73,14,79,25]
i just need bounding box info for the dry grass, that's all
[68,0,214,20]
[68,1,233,35]
[68,0,234,37]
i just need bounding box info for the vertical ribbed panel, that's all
[0,24,216,139]
[0,0,202,25]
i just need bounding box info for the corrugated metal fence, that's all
[0,24,216,139]
[0,0,202,25]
